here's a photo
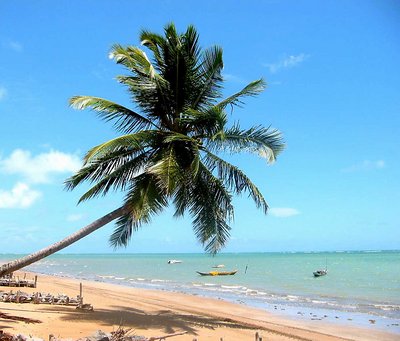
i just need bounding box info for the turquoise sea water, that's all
[1,251,399,333]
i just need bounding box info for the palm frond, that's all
[76,152,150,203]
[109,174,167,248]
[83,131,156,164]
[207,124,285,163]
[110,44,166,83]
[109,214,136,249]
[189,163,233,254]
[147,146,181,195]
[203,150,268,213]
[180,107,227,136]
[215,79,266,110]
[64,148,138,191]
[69,96,155,133]
[140,30,166,67]
[192,46,223,109]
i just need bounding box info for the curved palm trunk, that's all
[0,206,129,277]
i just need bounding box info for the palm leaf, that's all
[77,152,150,203]
[192,46,223,109]
[203,150,268,213]
[207,124,285,163]
[109,174,167,247]
[83,131,156,164]
[189,163,233,254]
[215,79,266,109]
[69,96,155,133]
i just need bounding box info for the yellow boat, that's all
[196,270,237,276]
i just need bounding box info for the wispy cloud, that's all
[67,214,84,222]
[0,86,7,101]
[8,41,23,52]
[0,149,82,184]
[264,53,309,73]
[0,182,41,209]
[223,73,248,85]
[342,160,386,173]
[269,207,300,218]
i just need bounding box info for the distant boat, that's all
[196,270,237,276]
[212,264,225,268]
[167,260,182,264]
[313,269,327,277]
[313,259,328,277]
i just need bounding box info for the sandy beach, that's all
[0,272,397,341]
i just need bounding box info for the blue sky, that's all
[0,0,399,254]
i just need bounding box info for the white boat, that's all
[313,259,328,277]
[212,264,225,268]
[167,259,182,264]
[313,269,327,277]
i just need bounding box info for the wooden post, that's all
[34,292,39,304]
[79,282,83,307]
[34,275,38,288]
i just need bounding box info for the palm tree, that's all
[0,23,284,277]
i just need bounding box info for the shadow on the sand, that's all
[0,312,41,324]
[42,305,258,336]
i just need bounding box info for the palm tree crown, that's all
[67,23,285,253]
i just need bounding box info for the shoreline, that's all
[0,271,398,340]
[18,265,400,335]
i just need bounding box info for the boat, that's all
[313,269,327,277]
[167,260,182,264]
[313,259,328,277]
[196,270,237,276]
[212,264,225,268]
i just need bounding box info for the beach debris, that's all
[87,330,109,341]
[19,335,42,341]
[254,331,263,341]
[43,327,188,341]
[369,319,376,324]
[0,273,37,288]
[0,283,92,310]
[76,303,94,311]
[0,290,81,306]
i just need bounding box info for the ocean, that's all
[1,251,399,333]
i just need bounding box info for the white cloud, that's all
[0,183,41,208]
[0,149,82,184]
[342,160,386,173]
[269,207,300,218]
[264,53,309,73]
[0,86,7,101]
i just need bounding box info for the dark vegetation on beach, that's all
[0,23,284,277]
